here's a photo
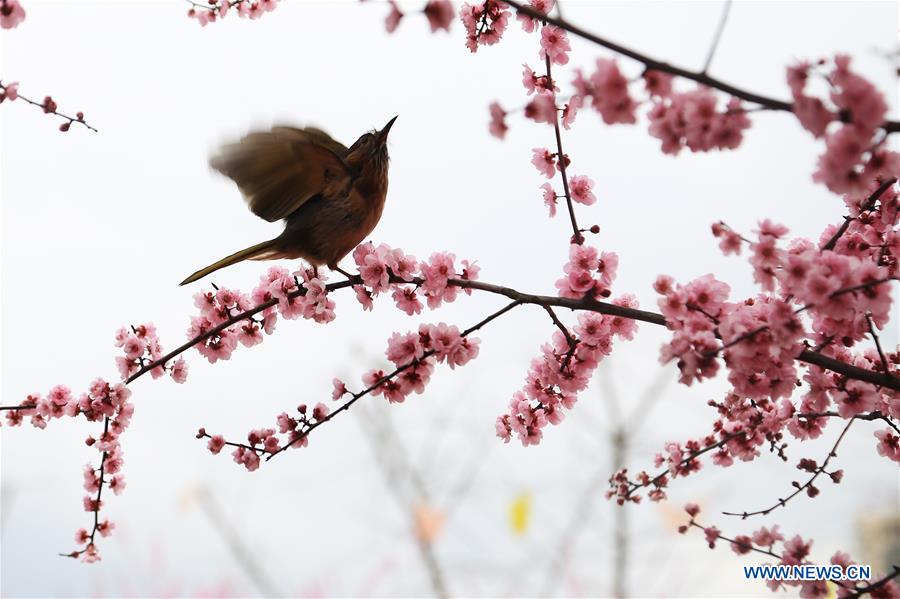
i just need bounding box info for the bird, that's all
[179,116,397,286]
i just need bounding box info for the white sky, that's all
[2,1,898,597]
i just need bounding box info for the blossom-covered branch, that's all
[186,0,278,26]
[202,299,520,470]
[679,504,900,597]
[503,0,900,134]
[0,80,97,132]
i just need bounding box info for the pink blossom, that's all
[75,528,90,544]
[232,447,260,472]
[522,64,554,96]
[426,322,463,362]
[459,259,480,292]
[446,337,480,369]
[541,183,557,217]
[488,102,508,139]
[516,0,554,32]
[384,1,403,33]
[1,81,19,102]
[569,175,596,206]
[332,378,347,400]
[391,286,422,316]
[711,222,742,255]
[207,435,226,455]
[353,285,374,311]
[0,0,26,29]
[524,93,557,125]
[874,429,900,462]
[460,1,509,52]
[575,59,637,125]
[169,357,189,384]
[561,101,577,129]
[96,520,115,538]
[731,535,753,555]
[782,535,812,564]
[793,96,835,138]
[386,331,425,366]
[108,476,126,496]
[539,25,570,65]
[648,87,750,154]
[531,147,556,178]
[752,525,784,548]
[643,70,673,98]
[423,0,454,32]
[312,402,330,421]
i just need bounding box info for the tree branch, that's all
[721,417,855,518]
[503,0,900,133]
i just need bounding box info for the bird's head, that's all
[345,116,397,188]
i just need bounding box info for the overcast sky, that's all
[2,1,898,597]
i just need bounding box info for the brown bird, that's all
[179,116,397,286]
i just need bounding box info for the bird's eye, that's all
[362,133,373,144]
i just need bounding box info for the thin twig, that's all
[545,55,582,243]
[0,81,98,133]
[619,431,745,499]
[701,0,733,73]
[722,417,855,518]
[866,313,890,376]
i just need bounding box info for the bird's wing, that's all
[210,126,354,223]
[274,126,350,156]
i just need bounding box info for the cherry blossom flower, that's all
[384,1,403,33]
[460,0,509,52]
[541,183,557,217]
[423,0,454,32]
[531,147,557,178]
[517,0,554,32]
[569,175,596,205]
[538,25,570,65]
[488,101,508,139]
[0,0,26,29]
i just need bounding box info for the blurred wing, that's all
[274,126,349,157]
[210,127,353,223]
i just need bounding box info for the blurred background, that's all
[1,1,898,596]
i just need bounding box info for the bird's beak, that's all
[378,115,398,143]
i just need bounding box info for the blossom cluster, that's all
[460,0,510,52]
[366,321,481,403]
[199,396,327,472]
[352,241,480,313]
[617,182,900,502]
[647,88,751,154]
[187,266,334,364]
[115,323,188,383]
[496,243,638,446]
[681,504,899,598]
[187,0,278,26]
[5,377,133,562]
[190,242,486,468]
[788,56,899,195]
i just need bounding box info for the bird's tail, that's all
[179,239,280,286]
